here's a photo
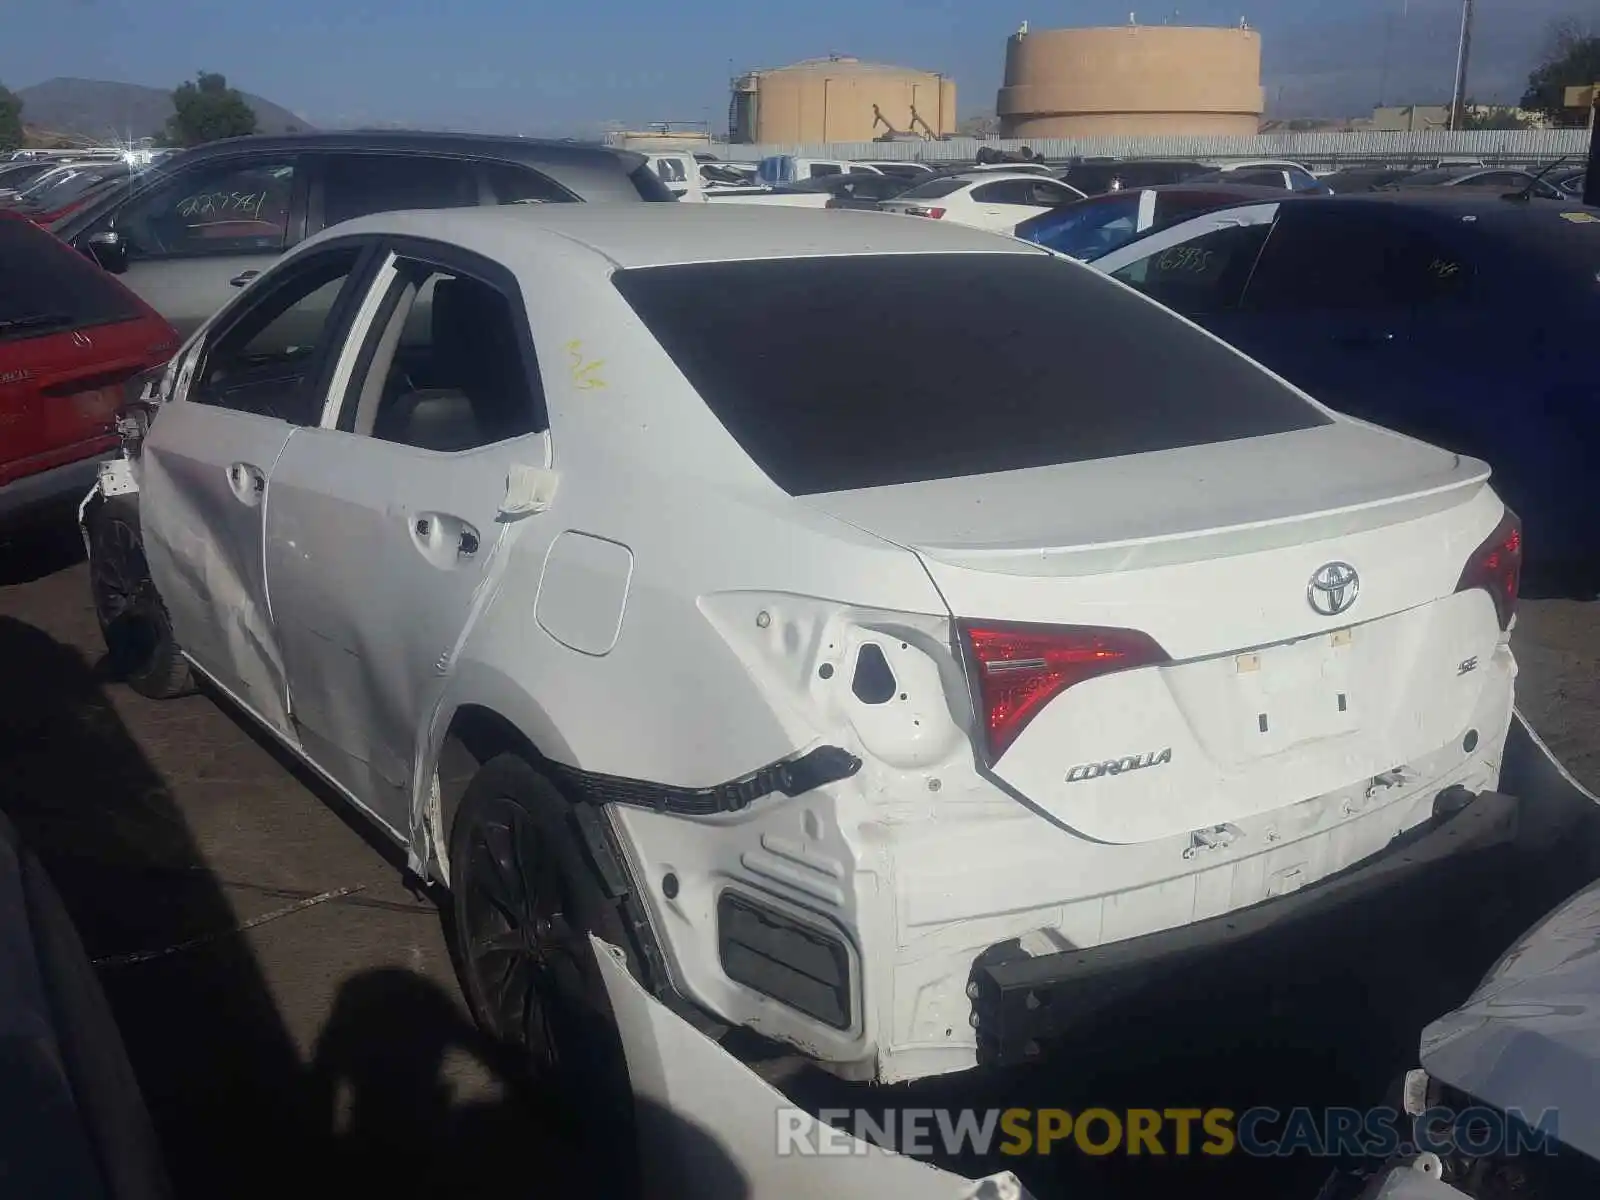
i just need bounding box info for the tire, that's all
[86,495,192,700]
[447,754,637,1183]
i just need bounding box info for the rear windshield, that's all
[1017,194,1141,258]
[0,217,143,339]
[896,177,967,200]
[612,254,1329,495]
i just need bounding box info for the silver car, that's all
[54,130,674,337]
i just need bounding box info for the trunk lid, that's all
[803,421,1508,843]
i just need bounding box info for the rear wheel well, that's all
[435,705,680,1009]
[437,705,547,841]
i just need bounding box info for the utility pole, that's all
[1378,11,1395,108]
[1586,90,1599,208]
[1448,0,1475,131]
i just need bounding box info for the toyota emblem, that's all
[1307,562,1360,617]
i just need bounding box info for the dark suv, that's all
[54,130,674,335]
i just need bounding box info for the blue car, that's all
[1014,182,1287,260]
[1088,191,1600,595]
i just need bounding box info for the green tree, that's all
[1521,20,1600,127]
[166,71,258,146]
[0,81,23,153]
[1463,104,1531,131]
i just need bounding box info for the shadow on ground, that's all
[0,521,86,587]
[4,517,1597,1200]
[0,612,725,1198]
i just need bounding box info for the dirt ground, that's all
[1,528,1597,1200]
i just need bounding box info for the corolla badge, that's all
[1307,561,1360,617]
[1066,748,1172,784]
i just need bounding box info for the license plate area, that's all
[1234,628,1357,753]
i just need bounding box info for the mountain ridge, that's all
[17,77,310,140]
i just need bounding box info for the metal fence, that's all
[716,129,1592,169]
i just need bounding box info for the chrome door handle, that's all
[229,270,260,288]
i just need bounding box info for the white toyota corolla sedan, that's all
[81,204,1523,1097]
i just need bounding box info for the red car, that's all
[0,212,179,532]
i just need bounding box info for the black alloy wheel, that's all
[448,754,638,1185]
[459,793,588,1073]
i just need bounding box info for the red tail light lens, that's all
[959,621,1169,765]
[1454,509,1522,630]
[904,205,946,219]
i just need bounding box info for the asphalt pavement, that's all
[1,525,1597,1200]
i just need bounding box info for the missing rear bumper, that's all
[969,787,1520,1067]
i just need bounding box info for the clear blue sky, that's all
[1,0,1582,135]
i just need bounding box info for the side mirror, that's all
[83,229,128,275]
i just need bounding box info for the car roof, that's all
[1145,182,1293,199]
[938,171,1063,184]
[1170,188,1594,229]
[320,203,1043,269]
[177,128,645,169]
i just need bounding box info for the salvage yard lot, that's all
[2,535,1598,1199]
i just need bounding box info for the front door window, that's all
[114,158,298,261]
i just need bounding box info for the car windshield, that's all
[0,216,142,337]
[894,177,967,200]
[17,165,129,209]
[613,253,1328,495]
[13,166,78,201]
[1017,194,1142,259]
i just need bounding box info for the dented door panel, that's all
[263,428,550,832]
[140,400,296,732]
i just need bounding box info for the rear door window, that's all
[320,154,479,229]
[1019,194,1141,258]
[0,216,142,339]
[483,162,574,205]
[612,253,1327,495]
[627,162,678,202]
[1108,222,1272,314]
[115,157,298,259]
[1026,179,1077,205]
[971,179,1033,205]
[1243,207,1473,311]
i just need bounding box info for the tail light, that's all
[903,205,946,219]
[959,621,1169,765]
[1454,508,1521,630]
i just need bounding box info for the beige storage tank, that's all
[730,55,956,144]
[997,25,1264,138]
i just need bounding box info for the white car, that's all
[878,170,1085,231]
[644,152,707,202]
[82,205,1521,1099]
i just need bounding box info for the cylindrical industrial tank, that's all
[731,56,957,144]
[997,25,1264,138]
